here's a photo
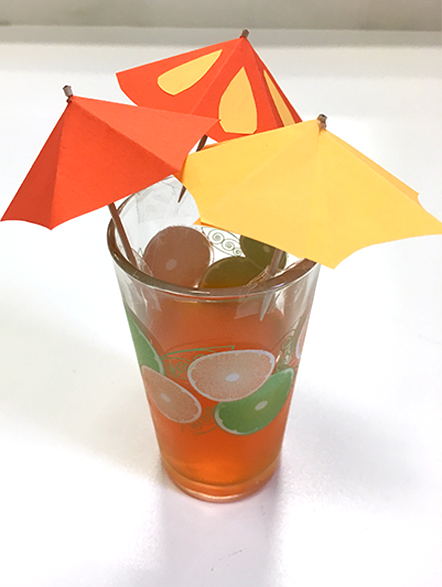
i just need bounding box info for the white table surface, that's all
[0,27,441,587]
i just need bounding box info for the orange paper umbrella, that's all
[1,93,217,230]
[117,31,302,143]
[178,117,442,269]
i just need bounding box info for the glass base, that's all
[162,455,280,503]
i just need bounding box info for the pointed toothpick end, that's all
[317,114,327,130]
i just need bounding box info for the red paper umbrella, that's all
[1,93,217,229]
[117,31,302,143]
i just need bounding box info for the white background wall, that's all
[0,0,440,31]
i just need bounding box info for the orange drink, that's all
[108,178,319,501]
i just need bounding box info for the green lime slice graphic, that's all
[198,256,262,288]
[240,236,287,270]
[214,367,295,435]
[141,365,202,423]
[125,308,164,373]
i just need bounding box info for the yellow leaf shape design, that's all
[263,70,295,126]
[158,50,222,95]
[219,68,258,134]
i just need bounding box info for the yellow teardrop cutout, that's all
[219,68,258,134]
[263,70,295,126]
[158,50,222,95]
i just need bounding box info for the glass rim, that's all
[107,193,318,300]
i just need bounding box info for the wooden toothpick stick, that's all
[178,133,209,203]
[107,202,138,266]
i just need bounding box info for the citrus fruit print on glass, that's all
[125,306,303,435]
[125,308,164,373]
[141,365,202,424]
[187,349,275,402]
[161,345,235,381]
[214,367,295,435]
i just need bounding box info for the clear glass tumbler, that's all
[107,178,319,502]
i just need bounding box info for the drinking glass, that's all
[107,177,319,501]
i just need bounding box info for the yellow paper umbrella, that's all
[177,118,442,269]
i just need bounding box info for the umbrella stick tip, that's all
[63,85,73,101]
[177,184,187,203]
[317,114,327,129]
[240,29,250,38]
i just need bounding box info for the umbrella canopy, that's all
[177,118,442,269]
[117,32,301,143]
[1,95,217,229]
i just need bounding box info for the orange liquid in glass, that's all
[141,294,298,501]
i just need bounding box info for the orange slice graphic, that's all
[219,68,258,134]
[142,365,202,423]
[158,50,222,95]
[143,226,212,287]
[187,349,275,402]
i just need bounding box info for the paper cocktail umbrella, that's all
[1,90,217,262]
[178,117,442,269]
[117,30,302,143]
